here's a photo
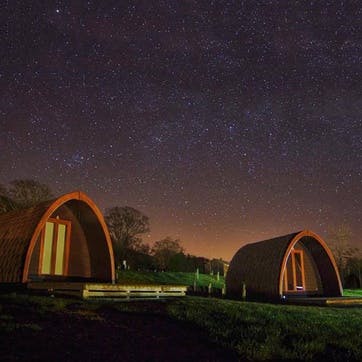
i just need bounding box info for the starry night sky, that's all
[1,1,361,260]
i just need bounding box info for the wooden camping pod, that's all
[0,191,115,283]
[226,230,342,301]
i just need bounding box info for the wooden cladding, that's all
[0,191,115,283]
[226,230,343,300]
[39,218,71,276]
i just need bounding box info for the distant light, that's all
[56,9,60,13]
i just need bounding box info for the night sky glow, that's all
[1,2,361,260]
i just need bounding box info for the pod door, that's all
[39,218,71,276]
[283,249,306,292]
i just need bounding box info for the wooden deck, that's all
[27,282,187,300]
[284,296,362,307]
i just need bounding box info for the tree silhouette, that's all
[105,206,150,267]
[152,237,184,271]
[0,179,53,213]
[328,224,359,283]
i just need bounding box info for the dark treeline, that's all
[125,248,228,276]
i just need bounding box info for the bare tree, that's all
[328,224,359,283]
[0,180,53,213]
[105,206,150,266]
[7,179,53,208]
[152,237,184,271]
[0,184,17,214]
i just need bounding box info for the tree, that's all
[0,184,16,214]
[104,206,150,267]
[328,224,359,284]
[7,179,53,208]
[344,257,362,288]
[168,252,189,272]
[152,237,184,271]
[0,179,53,213]
[206,258,228,276]
[0,194,16,214]
[126,248,155,271]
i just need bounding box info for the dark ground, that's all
[0,298,239,362]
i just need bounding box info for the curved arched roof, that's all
[0,191,115,283]
[226,230,342,300]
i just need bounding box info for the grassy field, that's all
[344,289,362,297]
[116,270,225,289]
[168,296,362,360]
[1,291,362,360]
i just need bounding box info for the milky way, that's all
[0,1,361,259]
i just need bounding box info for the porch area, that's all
[28,282,187,300]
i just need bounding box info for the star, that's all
[0,1,360,260]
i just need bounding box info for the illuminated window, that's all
[283,249,305,292]
[40,218,71,276]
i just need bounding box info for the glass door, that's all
[40,218,71,276]
[283,249,305,292]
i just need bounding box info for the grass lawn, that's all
[1,291,362,360]
[0,292,237,361]
[168,296,362,360]
[344,289,362,297]
[116,270,225,289]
